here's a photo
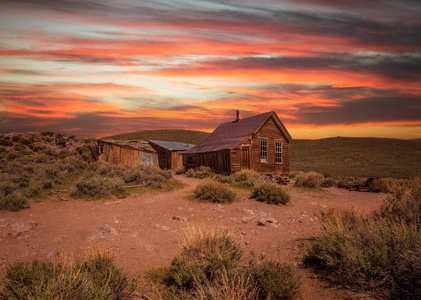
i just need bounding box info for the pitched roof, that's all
[148,140,196,151]
[184,111,291,154]
[98,139,157,153]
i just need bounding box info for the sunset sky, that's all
[1,0,420,139]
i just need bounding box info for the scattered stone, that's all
[257,220,266,226]
[101,224,118,234]
[60,197,67,202]
[155,224,170,231]
[265,217,278,224]
[245,241,250,245]
[238,208,255,215]
[172,216,187,222]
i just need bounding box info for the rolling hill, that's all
[105,130,421,178]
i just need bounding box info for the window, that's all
[188,156,193,165]
[275,141,282,163]
[161,151,166,167]
[260,140,267,163]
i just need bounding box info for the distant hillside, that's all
[104,129,210,145]
[290,137,421,178]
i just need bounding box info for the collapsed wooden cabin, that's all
[182,111,291,182]
[93,139,158,167]
[148,140,196,170]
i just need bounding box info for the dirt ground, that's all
[0,175,388,299]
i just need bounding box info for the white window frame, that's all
[260,140,268,163]
[275,141,282,164]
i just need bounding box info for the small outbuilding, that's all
[93,139,158,167]
[182,111,291,182]
[148,140,196,170]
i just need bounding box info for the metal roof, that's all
[148,140,196,151]
[183,111,291,154]
[98,139,157,153]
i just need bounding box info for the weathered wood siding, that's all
[230,139,251,173]
[250,117,290,175]
[95,141,158,167]
[183,150,231,174]
[149,143,185,170]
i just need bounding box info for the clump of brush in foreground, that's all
[251,182,290,205]
[0,247,137,299]
[193,181,237,203]
[153,223,301,299]
[305,179,421,299]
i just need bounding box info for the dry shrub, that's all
[70,173,124,198]
[234,171,262,187]
[0,192,29,211]
[215,175,235,184]
[193,181,236,203]
[174,167,185,175]
[162,224,301,300]
[0,247,137,299]
[305,180,421,298]
[294,171,324,188]
[251,183,290,205]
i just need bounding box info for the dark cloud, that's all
[0,112,219,137]
[291,95,421,125]
[167,53,421,82]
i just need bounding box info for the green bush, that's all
[305,182,421,299]
[0,137,13,146]
[195,166,212,179]
[0,192,29,211]
[160,224,301,299]
[165,225,244,294]
[294,171,324,188]
[0,248,137,299]
[185,168,195,178]
[246,260,301,300]
[251,183,290,205]
[193,182,236,203]
[234,171,262,187]
[70,173,124,198]
[215,175,235,184]
[174,167,185,175]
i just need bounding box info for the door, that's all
[241,147,250,170]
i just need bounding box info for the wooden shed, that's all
[93,139,159,167]
[148,140,196,170]
[182,111,292,181]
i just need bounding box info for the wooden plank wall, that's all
[250,117,290,175]
[183,150,231,174]
[96,141,158,167]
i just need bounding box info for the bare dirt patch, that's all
[0,175,387,299]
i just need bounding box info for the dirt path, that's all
[0,175,387,299]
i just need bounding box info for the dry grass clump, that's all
[305,180,421,299]
[193,181,237,203]
[251,183,291,205]
[70,173,125,198]
[234,171,262,187]
[0,247,137,299]
[185,166,213,179]
[214,174,235,184]
[154,224,301,300]
[293,171,336,188]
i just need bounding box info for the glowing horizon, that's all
[1,0,420,139]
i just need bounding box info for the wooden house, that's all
[93,139,158,167]
[182,111,291,181]
[148,140,196,170]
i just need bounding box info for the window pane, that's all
[260,140,267,162]
[275,141,282,163]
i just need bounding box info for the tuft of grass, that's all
[70,173,125,198]
[0,192,29,211]
[234,171,262,187]
[155,224,301,299]
[0,247,137,299]
[193,181,237,203]
[304,180,421,299]
[251,183,290,205]
[246,260,302,300]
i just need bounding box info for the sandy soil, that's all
[0,175,387,299]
